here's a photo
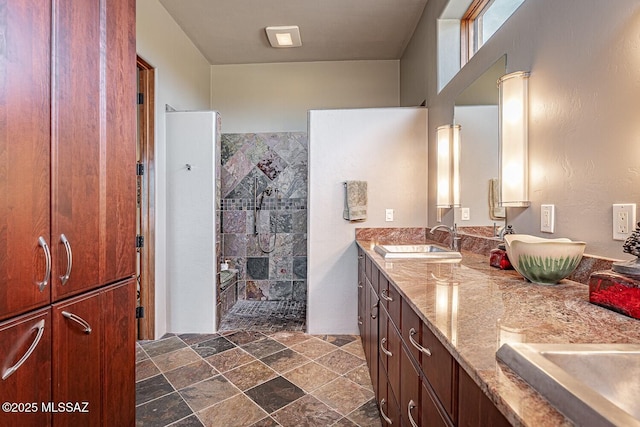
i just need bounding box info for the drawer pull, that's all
[36,237,51,292]
[409,328,432,357]
[62,311,92,334]
[59,233,72,286]
[358,316,363,326]
[2,319,46,380]
[379,398,393,425]
[380,289,394,302]
[358,281,363,289]
[358,254,364,259]
[380,337,393,357]
[370,303,378,320]
[408,400,418,427]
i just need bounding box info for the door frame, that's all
[137,56,155,340]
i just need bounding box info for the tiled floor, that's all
[136,331,382,427]
[219,301,306,332]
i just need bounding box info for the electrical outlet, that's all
[613,204,636,240]
[385,208,394,222]
[541,204,555,233]
[461,208,470,221]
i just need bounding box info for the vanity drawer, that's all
[402,299,455,419]
[379,276,401,327]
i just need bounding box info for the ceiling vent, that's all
[265,26,302,48]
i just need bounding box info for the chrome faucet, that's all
[429,223,461,252]
[497,225,515,240]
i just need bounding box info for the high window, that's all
[461,0,525,64]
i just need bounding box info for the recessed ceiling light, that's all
[265,26,302,48]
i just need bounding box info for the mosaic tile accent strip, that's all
[136,332,382,427]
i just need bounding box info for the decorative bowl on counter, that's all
[503,234,586,285]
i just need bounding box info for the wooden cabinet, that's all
[0,0,136,425]
[358,249,511,427]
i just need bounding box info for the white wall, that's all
[401,0,640,259]
[137,0,212,338]
[308,107,428,334]
[211,61,400,132]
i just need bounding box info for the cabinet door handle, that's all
[36,237,51,292]
[380,289,394,302]
[358,281,363,289]
[62,311,92,334]
[358,316,363,326]
[370,303,378,320]
[2,319,46,380]
[379,398,393,425]
[358,254,364,259]
[59,233,72,286]
[408,400,419,427]
[380,337,393,357]
[409,327,432,357]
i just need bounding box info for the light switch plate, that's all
[541,204,555,233]
[385,208,394,222]
[613,203,636,240]
[461,207,470,221]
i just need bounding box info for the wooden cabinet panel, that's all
[383,279,401,328]
[0,308,51,427]
[378,358,401,427]
[419,324,455,419]
[401,346,421,427]
[422,382,449,427]
[379,306,401,400]
[357,249,365,336]
[101,279,136,427]
[51,0,103,300]
[366,281,379,396]
[0,0,52,321]
[458,366,510,427]
[52,289,103,426]
[402,298,424,364]
[102,0,136,283]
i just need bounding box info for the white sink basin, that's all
[497,343,640,426]
[374,244,461,261]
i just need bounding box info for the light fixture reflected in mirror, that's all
[436,124,461,208]
[498,71,530,208]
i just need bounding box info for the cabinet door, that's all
[401,346,421,427]
[357,249,365,336]
[0,0,52,320]
[379,306,400,400]
[0,308,51,427]
[51,0,136,300]
[422,382,449,427]
[102,279,136,427]
[52,289,102,426]
[51,0,103,299]
[366,282,379,396]
[458,366,510,427]
[378,358,401,427]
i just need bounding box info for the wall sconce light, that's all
[436,124,461,208]
[498,71,530,207]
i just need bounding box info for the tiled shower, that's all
[220,132,308,325]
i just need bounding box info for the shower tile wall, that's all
[221,133,307,303]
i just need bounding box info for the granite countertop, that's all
[356,234,640,427]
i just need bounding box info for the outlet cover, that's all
[385,208,394,222]
[613,204,636,240]
[541,204,555,233]
[461,208,470,221]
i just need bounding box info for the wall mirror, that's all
[453,55,506,230]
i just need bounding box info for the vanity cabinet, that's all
[0,0,136,425]
[358,249,510,427]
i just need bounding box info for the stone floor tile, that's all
[225,330,267,346]
[269,330,313,346]
[289,337,337,360]
[197,393,267,427]
[205,347,256,373]
[315,349,366,376]
[141,336,187,358]
[178,333,220,345]
[164,360,218,390]
[260,348,310,374]
[168,414,205,426]
[136,374,175,406]
[271,394,342,427]
[341,340,366,360]
[245,376,306,413]
[135,392,192,426]
[344,364,375,391]
[223,360,278,391]
[241,337,287,359]
[282,362,339,393]
[179,375,239,412]
[191,336,236,358]
[346,398,383,427]
[136,358,160,382]
[312,376,374,416]
[152,347,202,373]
